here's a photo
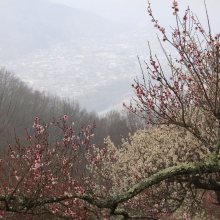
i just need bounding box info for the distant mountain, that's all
[0,0,124,60]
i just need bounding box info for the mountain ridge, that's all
[0,0,124,60]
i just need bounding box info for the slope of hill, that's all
[0,0,124,60]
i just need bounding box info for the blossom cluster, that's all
[0,115,96,219]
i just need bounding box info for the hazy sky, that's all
[49,0,149,26]
[49,0,220,31]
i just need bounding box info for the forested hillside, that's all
[0,68,144,149]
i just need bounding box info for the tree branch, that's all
[2,159,220,218]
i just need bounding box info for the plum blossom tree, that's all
[1,0,220,219]
[0,116,97,219]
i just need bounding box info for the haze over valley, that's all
[1,0,219,113]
